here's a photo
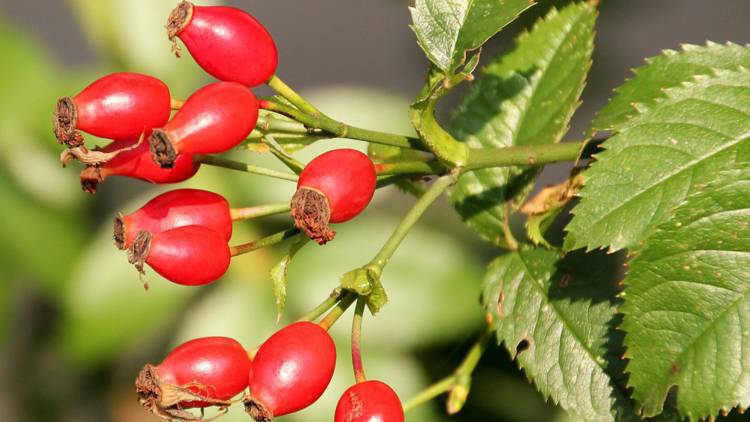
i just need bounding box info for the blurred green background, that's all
[1,1,749,421]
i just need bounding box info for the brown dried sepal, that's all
[520,168,584,216]
[113,214,126,250]
[54,97,84,147]
[243,396,273,422]
[290,187,335,245]
[128,230,153,290]
[136,364,232,422]
[167,1,194,57]
[79,166,104,194]
[149,129,178,168]
[60,138,140,168]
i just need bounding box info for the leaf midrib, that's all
[579,127,750,249]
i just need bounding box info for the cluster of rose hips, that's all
[138,323,401,421]
[54,2,404,421]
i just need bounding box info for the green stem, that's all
[367,171,458,270]
[296,288,345,323]
[267,75,322,117]
[230,228,300,256]
[318,291,357,331]
[402,377,455,412]
[229,203,291,221]
[256,114,310,134]
[195,154,299,182]
[351,297,367,383]
[260,100,425,151]
[455,326,492,375]
[464,139,602,171]
[375,160,443,176]
[261,134,306,174]
[402,326,493,413]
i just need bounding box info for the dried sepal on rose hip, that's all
[291,149,376,244]
[127,225,231,288]
[166,1,277,87]
[243,322,336,421]
[149,81,258,168]
[78,138,200,193]
[136,336,252,421]
[54,72,171,147]
[114,189,232,250]
[335,380,404,422]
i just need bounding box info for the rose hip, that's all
[149,81,258,168]
[167,1,278,87]
[136,336,251,420]
[292,149,376,244]
[79,138,200,193]
[335,380,404,422]
[114,189,232,250]
[54,72,171,147]
[127,225,230,286]
[244,321,336,421]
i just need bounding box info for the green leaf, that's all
[483,246,636,421]
[270,236,309,322]
[450,2,597,247]
[339,267,388,314]
[593,42,750,132]
[410,0,535,73]
[565,67,750,252]
[621,168,750,419]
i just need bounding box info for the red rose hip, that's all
[244,321,336,421]
[335,380,404,422]
[79,138,200,193]
[115,189,232,250]
[149,81,258,168]
[128,225,230,286]
[136,336,251,420]
[54,72,171,147]
[167,1,278,87]
[291,149,376,244]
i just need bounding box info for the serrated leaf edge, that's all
[591,41,750,134]
[489,249,634,420]
[566,65,750,253]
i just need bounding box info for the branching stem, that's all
[195,154,299,182]
[230,228,300,257]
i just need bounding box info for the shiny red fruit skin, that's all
[160,82,258,155]
[146,225,230,286]
[335,380,405,422]
[87,138,199,189]
[248,321,336,417]
[298,149,377,222]
[73,72,171,140]
[119,189,231,249]
[156,337,251,408]
[176,4,277,87]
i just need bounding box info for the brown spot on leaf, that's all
[516,338,531,355]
